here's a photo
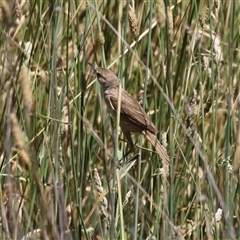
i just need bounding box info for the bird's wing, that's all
[107,88,157,133]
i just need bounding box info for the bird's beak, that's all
[88,62,96,71]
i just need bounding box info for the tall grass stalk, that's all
[0,1,239,239]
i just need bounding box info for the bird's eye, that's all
[96,72,105,83]
[96,72,104,79]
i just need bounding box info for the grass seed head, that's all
[128,6,139,41]
[155,0,166,28]
[20,66,33,114]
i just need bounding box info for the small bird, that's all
[89,63,170,165]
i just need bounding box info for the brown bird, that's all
[89,63,170,165]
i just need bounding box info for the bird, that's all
[88,63,170,166]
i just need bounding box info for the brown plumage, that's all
[89,63,170,165]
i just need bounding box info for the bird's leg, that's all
[119,151,131,163]
[121,130,135,159]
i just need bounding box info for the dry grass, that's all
[0,1,239,239]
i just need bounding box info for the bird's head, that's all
[88,63,120,88]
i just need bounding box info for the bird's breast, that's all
[104,89,117,114]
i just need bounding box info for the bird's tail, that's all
[145,130,170,166]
